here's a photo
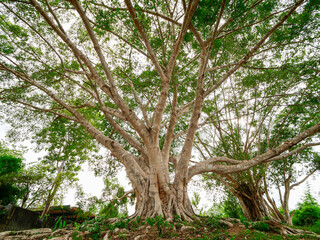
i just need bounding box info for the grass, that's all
[55,215,320,239]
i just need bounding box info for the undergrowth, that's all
[66,215,320,240]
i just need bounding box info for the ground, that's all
[0,217,319,239]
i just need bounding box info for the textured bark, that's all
[234,184,269,221]
[128,150,195,221]
[132,178,195,221]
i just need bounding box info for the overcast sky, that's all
[0,123,319,214]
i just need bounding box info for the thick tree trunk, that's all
[235,185,269,221]
[130,174,195,221]
[119,142,196,222]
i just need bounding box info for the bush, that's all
[292,205,320,226]
[0,155,23,205]
[252,221,270,232]
[223,192,244,219]
[311,219,320,234]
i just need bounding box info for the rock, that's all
[114,228,129,234]
[145,226,156,234]
[1,236,28,240]
[0,231,14,237]
[113,234,130,239]
[239,224,246,229]
[227,218,240,223]
[220,220,234,227]
[69,231,83,240]
[50,237,67,240]
[103,231,110,240]
[29,233,52,239]
[23,228,52,236]
[137,225,146,231]
[180,225,195,233]
[0,228,52,240]
[134,234,148,240]
[100,231,107,236]
[51,229,70,236]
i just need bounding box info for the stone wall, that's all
[1,205,41,231]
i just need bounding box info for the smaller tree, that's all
[292,184,320,226]
[17,163,53,209]
[32,118,98,218]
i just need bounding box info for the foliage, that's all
[146,215,174,237]
[74,177,131,218]
[311,219,320,234]
[99,201,120,218]
[192,192,202,213]
[240,217,250,229]
[205,190,243,219]
[53,216,66,230]
[222,191,244,219]
[297,183,319,208]
[0,154,23,205]
[252,221,270,232]
[203,216,223,229]
[71,231,82,240]
[292,184,320,226]
[292,205,320,226]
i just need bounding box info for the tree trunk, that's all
[131,179,195,221]
[116,142,196,222]
[282,183,293,225]
[40,176,62,218]
[235,185,269,221]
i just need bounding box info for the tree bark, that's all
[131,171,195,221]
[234,184,269,221]
[40,173,63,219]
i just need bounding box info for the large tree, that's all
[0,0,320,221]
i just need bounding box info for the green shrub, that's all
[146,216,174,237]
[252,221,270,232]
[240,217,250,229]
[0,155,23,205]
[311,219,320,234]
[222,192,244,219]
[292,205,320,226]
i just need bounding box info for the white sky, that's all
[0,123,319,215]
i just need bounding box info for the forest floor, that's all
[0,216,320,239]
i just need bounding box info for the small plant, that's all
[54,217,66,230]
[311,219,320,234]
[145,216,174,237]
[145,217,156,227]
[240,217,250,229]
[71,231,82,240]
[174,214,183,228]
[0,209,7,220]
[232,219,238,224]
[205,216,221,228]
[252,221,270,232]
[112,218,130,229]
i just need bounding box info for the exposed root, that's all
[266,220,319,237]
